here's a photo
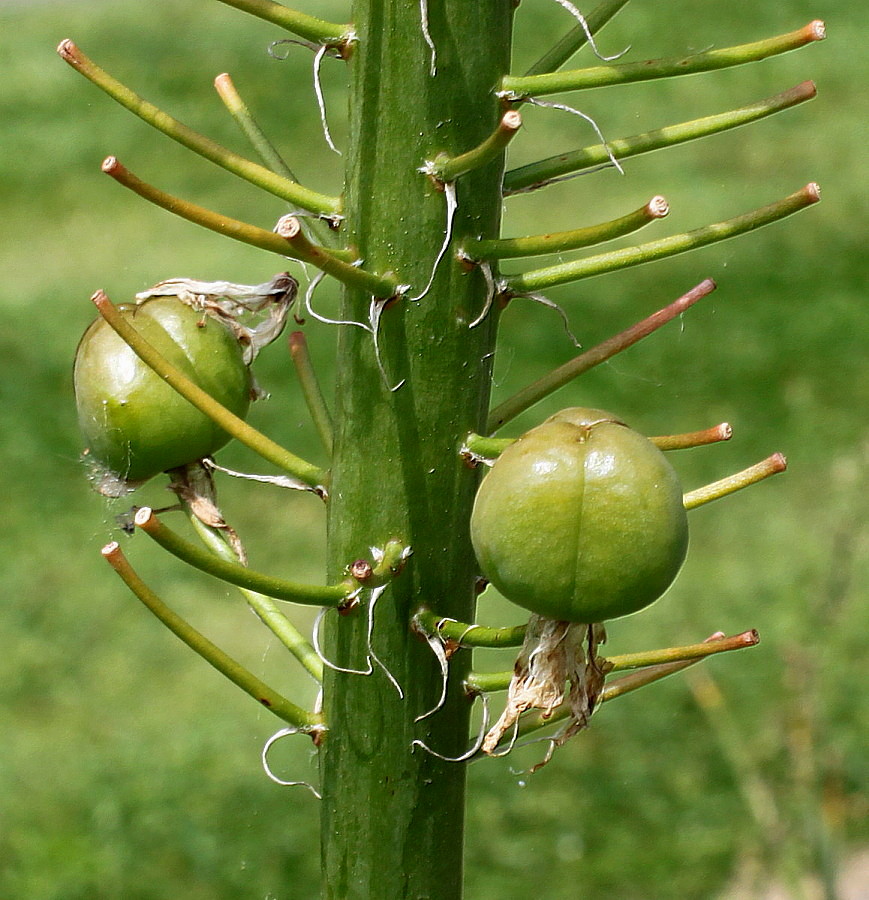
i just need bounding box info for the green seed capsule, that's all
[470,408,689,624]
[74,297,252,494]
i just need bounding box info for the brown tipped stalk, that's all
[651,423,733,451]
[469,195,669,261]
[101,541,322,731]
[509,630,759,741]
[58,39,340,217]
[465,630,760,695]
[684,453,788,510]
[274,216,397,298]
[502,21,826,98]
[488,278,716,432]
[430,110,523,183]
[505,81,818,193]
[503,185,821,294]
[134,507,352,606]
[101,158,391,296]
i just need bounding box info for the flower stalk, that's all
[101,541,322,731]
[503,184,820,294]
[684,453,788,509]
[468,195,668,261]
[502,21,825,98]
[135,507,353,605]
[488,278,716,432]
[57,39,341,217]
[505,81,817,193]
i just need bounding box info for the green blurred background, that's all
[1,0,866,897]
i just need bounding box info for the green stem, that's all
[488,278,715,432]
[465,629,759,693]
[650,423,732,450]
[101,158,388,295]
[213,72,339,248]
[214,72,298,180]
[275,217,398,297]
[289,331,334,456]
[135,507,352,606]
[607,629,760,671]
[524,0,631,77]
[413,609,527,648]
[503,184,820,294]
[319,2,514,895]
[684,453,787,510]
[102,541,321,730]
[512,631,758,742]
[504,81,817,193]
[462,433,515,460]
[188,513,324,682]
[430,111,522,182]
[504,21,825,98]
[469,195,668,261]
[213,0,350,47]
[57,39,340,217]
[91,288,329,488]
[465,420,731,461]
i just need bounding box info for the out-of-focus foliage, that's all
[1,0,865,897]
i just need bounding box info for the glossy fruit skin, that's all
[470,408,689,623]
[74,297,252,488]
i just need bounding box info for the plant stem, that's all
[318,3,514,897]
[101,158,387,294]
[214,72,340,248]
[504,81,816,193]
[289,331,335,456]
[503,184,820,293]
[465,629,759,693]
[430,110,522,183]
[187,512,326,682]
[58,40,340,217]
[135,507,352,606]
[511,631,757,742]
[213,0,350,47]
[90,288,329,488]
[413,609,527,648]
[684,453,788,510]
[503,21,825,98]
[650,423,732,450]
[524,0,631,77]
[102,541,321,730]
[488,278,715,432]
[470,195,668,261]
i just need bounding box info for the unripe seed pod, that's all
[74,297,252,494]
[470,408,688,623]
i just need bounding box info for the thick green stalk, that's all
[319,2,514,898]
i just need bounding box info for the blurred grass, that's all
[1,0,866,897]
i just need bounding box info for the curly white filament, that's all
[409,180,458,302]
[526,96,624,175]
[419,0,437,75]
[366,586,405,698]
[313,44,341,155]
[312,607,374,677]
[548,0,629,62]
[411,692,491,762]
[415,630,450,722]
[261,727,322,797]
[468,261,497,329]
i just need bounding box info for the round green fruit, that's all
[74,297,252,492]
[470,408,689,623]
